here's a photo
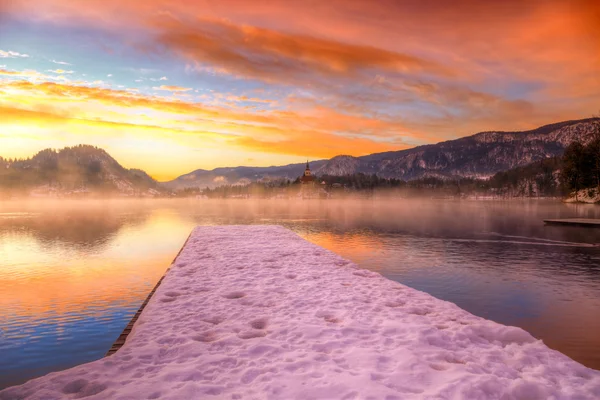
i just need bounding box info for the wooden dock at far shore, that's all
[544,218,600,227]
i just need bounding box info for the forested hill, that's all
[0,145,164,197]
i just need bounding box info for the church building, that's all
[300,161,316,197]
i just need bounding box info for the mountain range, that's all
[164,118,599,189]
[1,118,598,196]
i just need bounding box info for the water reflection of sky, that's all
[1,199,600,388]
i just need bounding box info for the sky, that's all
[0,0,599,181]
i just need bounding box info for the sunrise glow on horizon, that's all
[1,0,599,181]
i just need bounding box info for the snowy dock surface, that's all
[544,218,600,227]
[2,225,600,400]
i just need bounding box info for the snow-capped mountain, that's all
[315,118,599,180]
[165,118,599,187]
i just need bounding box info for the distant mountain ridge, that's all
[315,118,599,180]
[0,145,164,197]
[2,118,598,195]
[166,118,600,188]
[162,161,328,190]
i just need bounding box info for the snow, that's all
[565,188,600,204]
[2,225,600,400]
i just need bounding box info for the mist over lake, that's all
[1,198,599,389]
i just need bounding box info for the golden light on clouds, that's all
[1,0,599,179]
[0,79,404,179]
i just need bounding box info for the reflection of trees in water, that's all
[164,199,600,242]
[2,198,599,262]
[0,207,151,251]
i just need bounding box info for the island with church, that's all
[299,161,322,198]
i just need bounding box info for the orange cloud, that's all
[1,68,72,83]
[2,0,600,175]
[153,85,192,92]
[1,79,419,138]
[5,1,598,80]
[0,69,45,78]
[236,133,403,159]
[146,16,454,87]
[0,79,412,177]
[47,69,73,74]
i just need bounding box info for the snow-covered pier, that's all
[2,225,600,399]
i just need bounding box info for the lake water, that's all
[1,198,600,389]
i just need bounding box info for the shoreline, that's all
[0,196,590,203]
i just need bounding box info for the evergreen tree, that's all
[561,141,586,200]
[586,121,600,189]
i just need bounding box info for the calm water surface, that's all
[1,199,600,388]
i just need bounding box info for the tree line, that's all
[561,121,600,200]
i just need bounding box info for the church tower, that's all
[300,160,315,197]
[301,160,315,183]
[304,161,312,178]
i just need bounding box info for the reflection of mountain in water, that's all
[0,205,151,251]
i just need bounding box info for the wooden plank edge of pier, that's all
[105,231,194,357]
